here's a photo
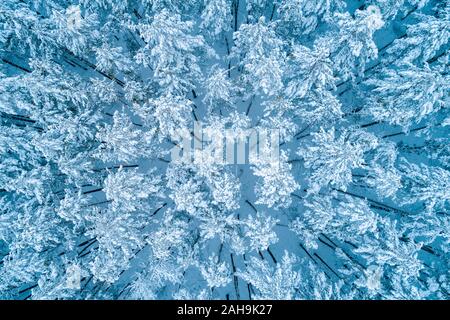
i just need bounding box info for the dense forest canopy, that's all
[0,0,449,300]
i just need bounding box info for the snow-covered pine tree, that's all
[0,0,449,300]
